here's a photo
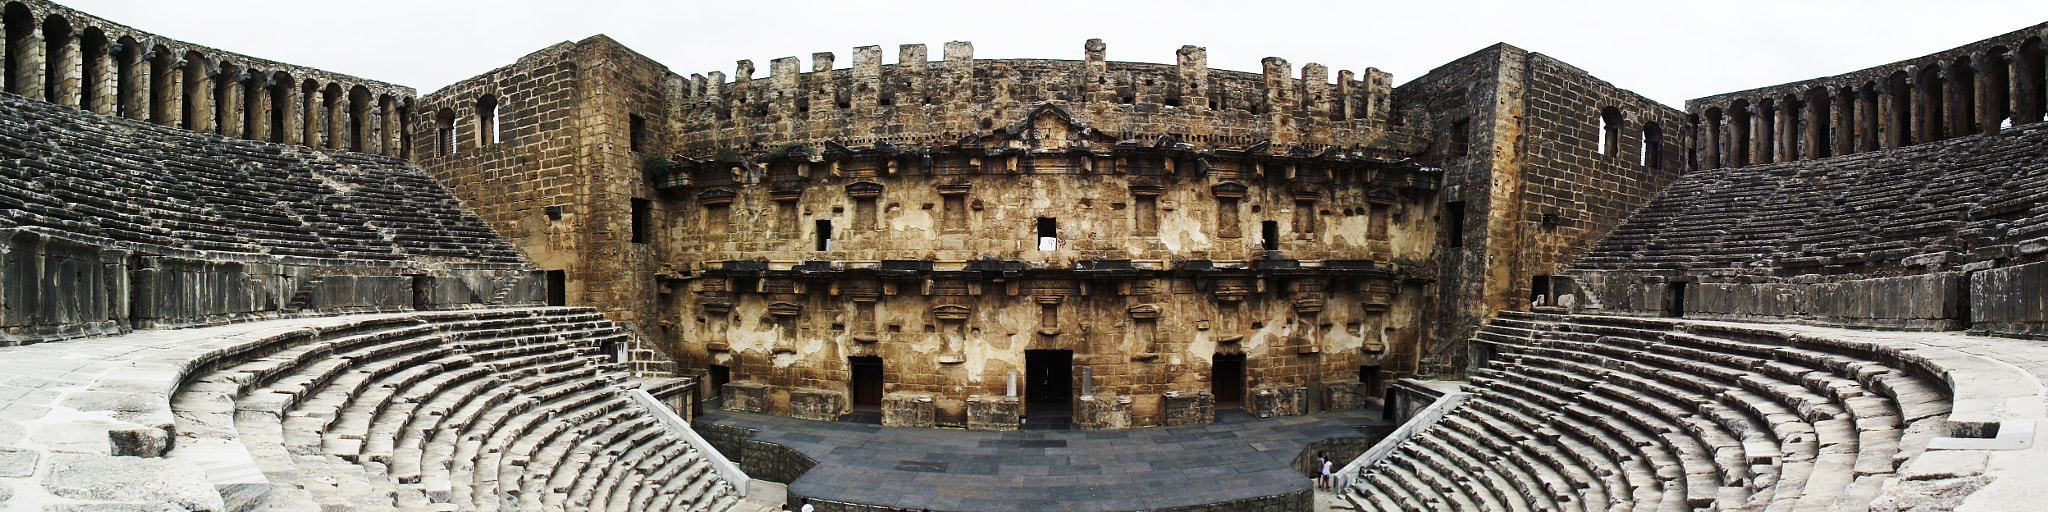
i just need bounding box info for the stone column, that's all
[87,40,115,115]
[1262,57,1291,123]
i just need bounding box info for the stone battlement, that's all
[674,40,1417,156]
[1,0,416,157]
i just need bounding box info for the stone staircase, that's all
[168,307,740,512]
[1344,311,1958,512]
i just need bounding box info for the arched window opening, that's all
[436,107,457,156]
[147,45,173,125]
[1598,106,1622,157]
[1729,100,1751,167]
[1703,108,1724,168]
[242,72,264,141]
[1640,122,1662,169]
[1949,58,1976,138]
[42,14,72,105]
[1805,89,1831,159]
[1887,71,1912,147]
[1858,84,1880,153]
[180,52,206,132]
[268,72,291,144]
[2019,37,2046,125]
[1756,99,1777,163]
[348,85,371,153]
[114,36,137,119]
[1984,48,2012,133]
[213,62,238,136]
[396,101,412,160]
[299,80,319,146]
[3,2,33,97]
[80,28,106,114]
[1915,66,1944,142]
[476,94,500,146]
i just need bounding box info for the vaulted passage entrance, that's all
[1213,353,1246,409]
[849,356,884,409]
[1024,349,1073,429]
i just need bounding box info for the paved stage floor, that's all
[700,407,1389,512]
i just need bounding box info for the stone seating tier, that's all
[165,307,740,512]
[0,93,523,265]
[1573,123,2048,275]
[1344,311,1962,512]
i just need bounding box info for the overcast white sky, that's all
[57,0,2048,108]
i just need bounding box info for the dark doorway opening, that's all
[1260,221,1280,251]
[545,270,566,307]
[815,219,833,251]
[708,364,730,403]
[1530,275,1551,307]
[1024,349,1073,429]
[1664,282,1688,318]
[1213,353,1246,409]
[410,275,431,311]
[849,356,884,409]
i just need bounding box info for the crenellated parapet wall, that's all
[1686,21,2048,169]
[671,40,1419,158]
[0,0,416,157]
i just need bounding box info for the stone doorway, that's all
[849,356,884,410]
[1024,349,1073,429]
[545,270,566,306]
[1213,353,1246,409]
[708,364,730,402]
[1664,281,1688,318]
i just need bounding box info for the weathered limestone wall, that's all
[413,36,679,375]
[673,41,1413,160]
[1396,44,1686,376]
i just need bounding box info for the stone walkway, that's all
[701,407,1388,512]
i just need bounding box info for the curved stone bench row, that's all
[1575,123,2048,275]
[167,308,740,512]
[1343,311,2037,512]
[0,93,522,264]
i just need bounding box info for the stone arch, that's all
[1858,82,1880,152]
[1702,107,1723,168]
[1886,70,1912,147]
[267,71,292,144]
[300,79,320,146]
[1639,121,1661,169]
[41,13,70,106]
[320,82,342,149]
[1729,99,1752,167]
[147,44,172,125]
[213,60,238,136]
[114,35,139,119]
[378,94,398,156]
[348,84,371,153]
[180,51,209,132]
[476,93,500,146]
[436,107,457,156]
[1914,65,1942,142]
[79,26,107,114]
[4,2,38,98]
[2019,36,2045,125]
[1948,57,1976,137]
[1981,48,2012,133]
[1598,106,1621,157]
[1804,87,1832,159]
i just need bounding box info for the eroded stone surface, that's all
[42,454,223,511]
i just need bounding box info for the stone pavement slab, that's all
[703,407,1387,512]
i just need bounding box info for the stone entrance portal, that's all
[849,356,884,409]
[1213,353,1246,408]
[1024,349,1073,428]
